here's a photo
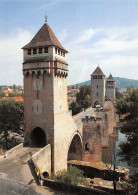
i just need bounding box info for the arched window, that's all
[85,143,89,151]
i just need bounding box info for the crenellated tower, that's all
[105,74,116,103]
[91,66,105,107]
[22,20,69,172]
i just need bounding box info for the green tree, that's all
[115,88,123,100]
[51,165,88,186]
[115,89,138,191]
[0,100,24,150]
[0,92,6,98]
[13,84,17,90]
[69,101,82,115]
[76,85,91,110]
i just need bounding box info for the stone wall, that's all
[82,116,103,161]
[32,144,51,176]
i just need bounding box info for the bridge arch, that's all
[30,127,47,147]
[94,101,100,108]
[67,132,83,161]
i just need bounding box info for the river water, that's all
[115,130,131,172]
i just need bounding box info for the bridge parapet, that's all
[31,144,51,178]
[82,116,102,122]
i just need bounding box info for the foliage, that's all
[0,92,6,98]
[51,165,88,186]
[69,101,82,115]
[76,85,91,109]
[115,89,138,190]
[115,88,123,100]
[0,100,24,150]
[8,92,24,97]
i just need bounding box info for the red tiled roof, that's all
[1,87,9,89]
[22,23,68,52]
[0,96,24,102]
[91,66,105,76]
[70,89,79,91]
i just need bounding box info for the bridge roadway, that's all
[0,146,73,195]
[73,107,96,123]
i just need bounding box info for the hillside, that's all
[69,77,138,89]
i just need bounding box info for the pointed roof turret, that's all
[22,23,68,52]
[107,74,115,81]
[91,66,105,76]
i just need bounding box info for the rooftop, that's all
[0,96,24,102]
[91,66,105,76]
[107,74,115,81]
[22,23,68,52]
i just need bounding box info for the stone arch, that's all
[25,71,30,77]
[30,127,47,147]
[67,132,83,161]
[94,101,100,108]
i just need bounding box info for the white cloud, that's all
[75,28,97,44]
[0,24,138,86]
[36,0,65,10]
[58,29,67,42]
[66,25,138,84]
[66,28,98,48]
[0,29,33,85]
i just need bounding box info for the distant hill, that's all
[69,77,138,89]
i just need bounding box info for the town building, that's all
[0,86,13,96]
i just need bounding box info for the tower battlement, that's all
[82,116,102,122]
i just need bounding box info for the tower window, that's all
[58,49,60,55]
[61,50,63,56]
[39,48,42,54]
[100,76,102,79]
[93,76,95,79]
[55,48,57,54]
[85,143,89,151]
[95,76,97,79]
[33,48,37,54]
[28,49,31,55]
[63,51,65,57]
[44,47,48,53]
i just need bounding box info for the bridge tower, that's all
[22,19,69,172]
[91,66,105,107]
[106,74,116,103]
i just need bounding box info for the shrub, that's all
[50,165,88,186]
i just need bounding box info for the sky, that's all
[0,0,138,86]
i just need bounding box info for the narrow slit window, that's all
[85,143,89,151]
[44,47,48,53]
[28,49,31,55]
[55,48,57,54]
[39,48,42,54]
[58,49,60,55]
[63,52,65,57]
[33,48,37,54]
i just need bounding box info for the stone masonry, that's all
[23,20,118,175]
